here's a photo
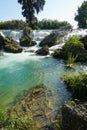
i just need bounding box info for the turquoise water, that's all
[0,53,87,109]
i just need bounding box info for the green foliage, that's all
[23,26,31,35]
[65,100,76,106]
[0,20,27,30]
[0,108,33,130]
[54,123,62,130]
[62,73,87,101]
[80,35,87,50]
[75,1,87,28]
[18,0,45,27]
[0,19,72,30]
[53,35,87,62]
[64,35,84,51]
[37,19,72,29]
[66,53,78,67]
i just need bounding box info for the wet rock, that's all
[0,34,22,53]
[4,44,22,53]
[62,103,87,130]
[12,84,57,129]
[36,45,49,56]
[39,32,64,47]
[20,34,36,47]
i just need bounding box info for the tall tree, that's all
[75,1,87,28]
[18,0,45,28]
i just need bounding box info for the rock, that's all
[39,32,64,47]
[36,45,49,56]
[0,34,22,53]
[0,34,7,49]
[4,44,22,53]
[12,84,57,129]
[62,102,87,130]
[20,34,36,47]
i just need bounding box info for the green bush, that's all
[0,108,33,130]
[0,20,27,30]
[53,35,87,62]
[62,73,87,101]
[64,35,83,51]
[66,53,78,68]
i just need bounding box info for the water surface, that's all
[0,53,87,109]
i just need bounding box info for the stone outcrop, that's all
[36,45,49,56]
[62,103,87,130]
[20,34,37,47]
[39,32,64,47]
[4,44,22,53]
[12,84,57,129]
[0,34,22,53]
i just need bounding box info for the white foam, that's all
[66,29,87,40]
[0,30,23,42]
[0,31,5,37]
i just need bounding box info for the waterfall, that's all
[0,29,87,53]
[30,30,52,43]
[0,30,23,42]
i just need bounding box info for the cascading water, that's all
[0,29,87,53]
[30,30,52,43]
[0,30,23,42]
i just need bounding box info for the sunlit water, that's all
[0,52,87,110]
[0,29,87,111]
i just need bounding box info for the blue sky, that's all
[0,0,85,28]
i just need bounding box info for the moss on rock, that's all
[36,45,49,56]
[0,34,23,53]
[4,44,22,53]
[39,32,64,47]
[20,34,36,47]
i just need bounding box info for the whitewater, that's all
[0,29,87,55]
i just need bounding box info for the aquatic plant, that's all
[62,73,87,101]
[66,53,78,68]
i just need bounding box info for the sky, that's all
[0,0,85,28]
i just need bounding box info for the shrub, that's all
[0,108,33,130]
[62,73,87,101]
[53,35,87,62]
[66,53,78,68]
[63,35,84,53]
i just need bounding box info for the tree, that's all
[18,0,45,28]
[75,1,87,28]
